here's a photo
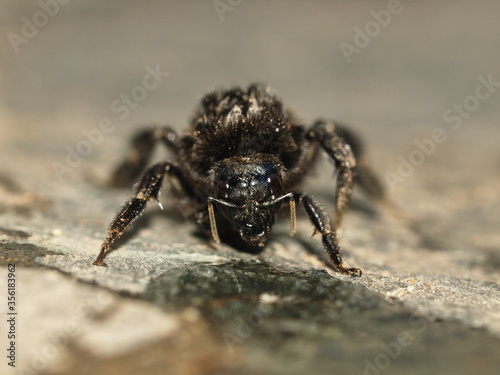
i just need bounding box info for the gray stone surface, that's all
[1,1,499,374]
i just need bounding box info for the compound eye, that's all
[216,180,229,199]
[267,173,283,197]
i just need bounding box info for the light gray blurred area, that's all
[0,1,499,374]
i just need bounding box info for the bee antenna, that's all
[207,198,221,244]
[289,195,296,237]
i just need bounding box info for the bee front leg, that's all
[93,162,184,266]
[296,193,362,277]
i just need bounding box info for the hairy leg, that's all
[296,193,361,276]
[93,162,187,266]
[310,121,385,229]
[309,121,356,230]
[110,127,178,187]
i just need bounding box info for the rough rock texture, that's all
[1,1,499,374]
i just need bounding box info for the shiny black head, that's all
[209,158,288,247]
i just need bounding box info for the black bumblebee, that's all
[93,84,384,276]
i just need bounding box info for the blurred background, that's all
[1,1,499,374]
[1,0,499,161]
